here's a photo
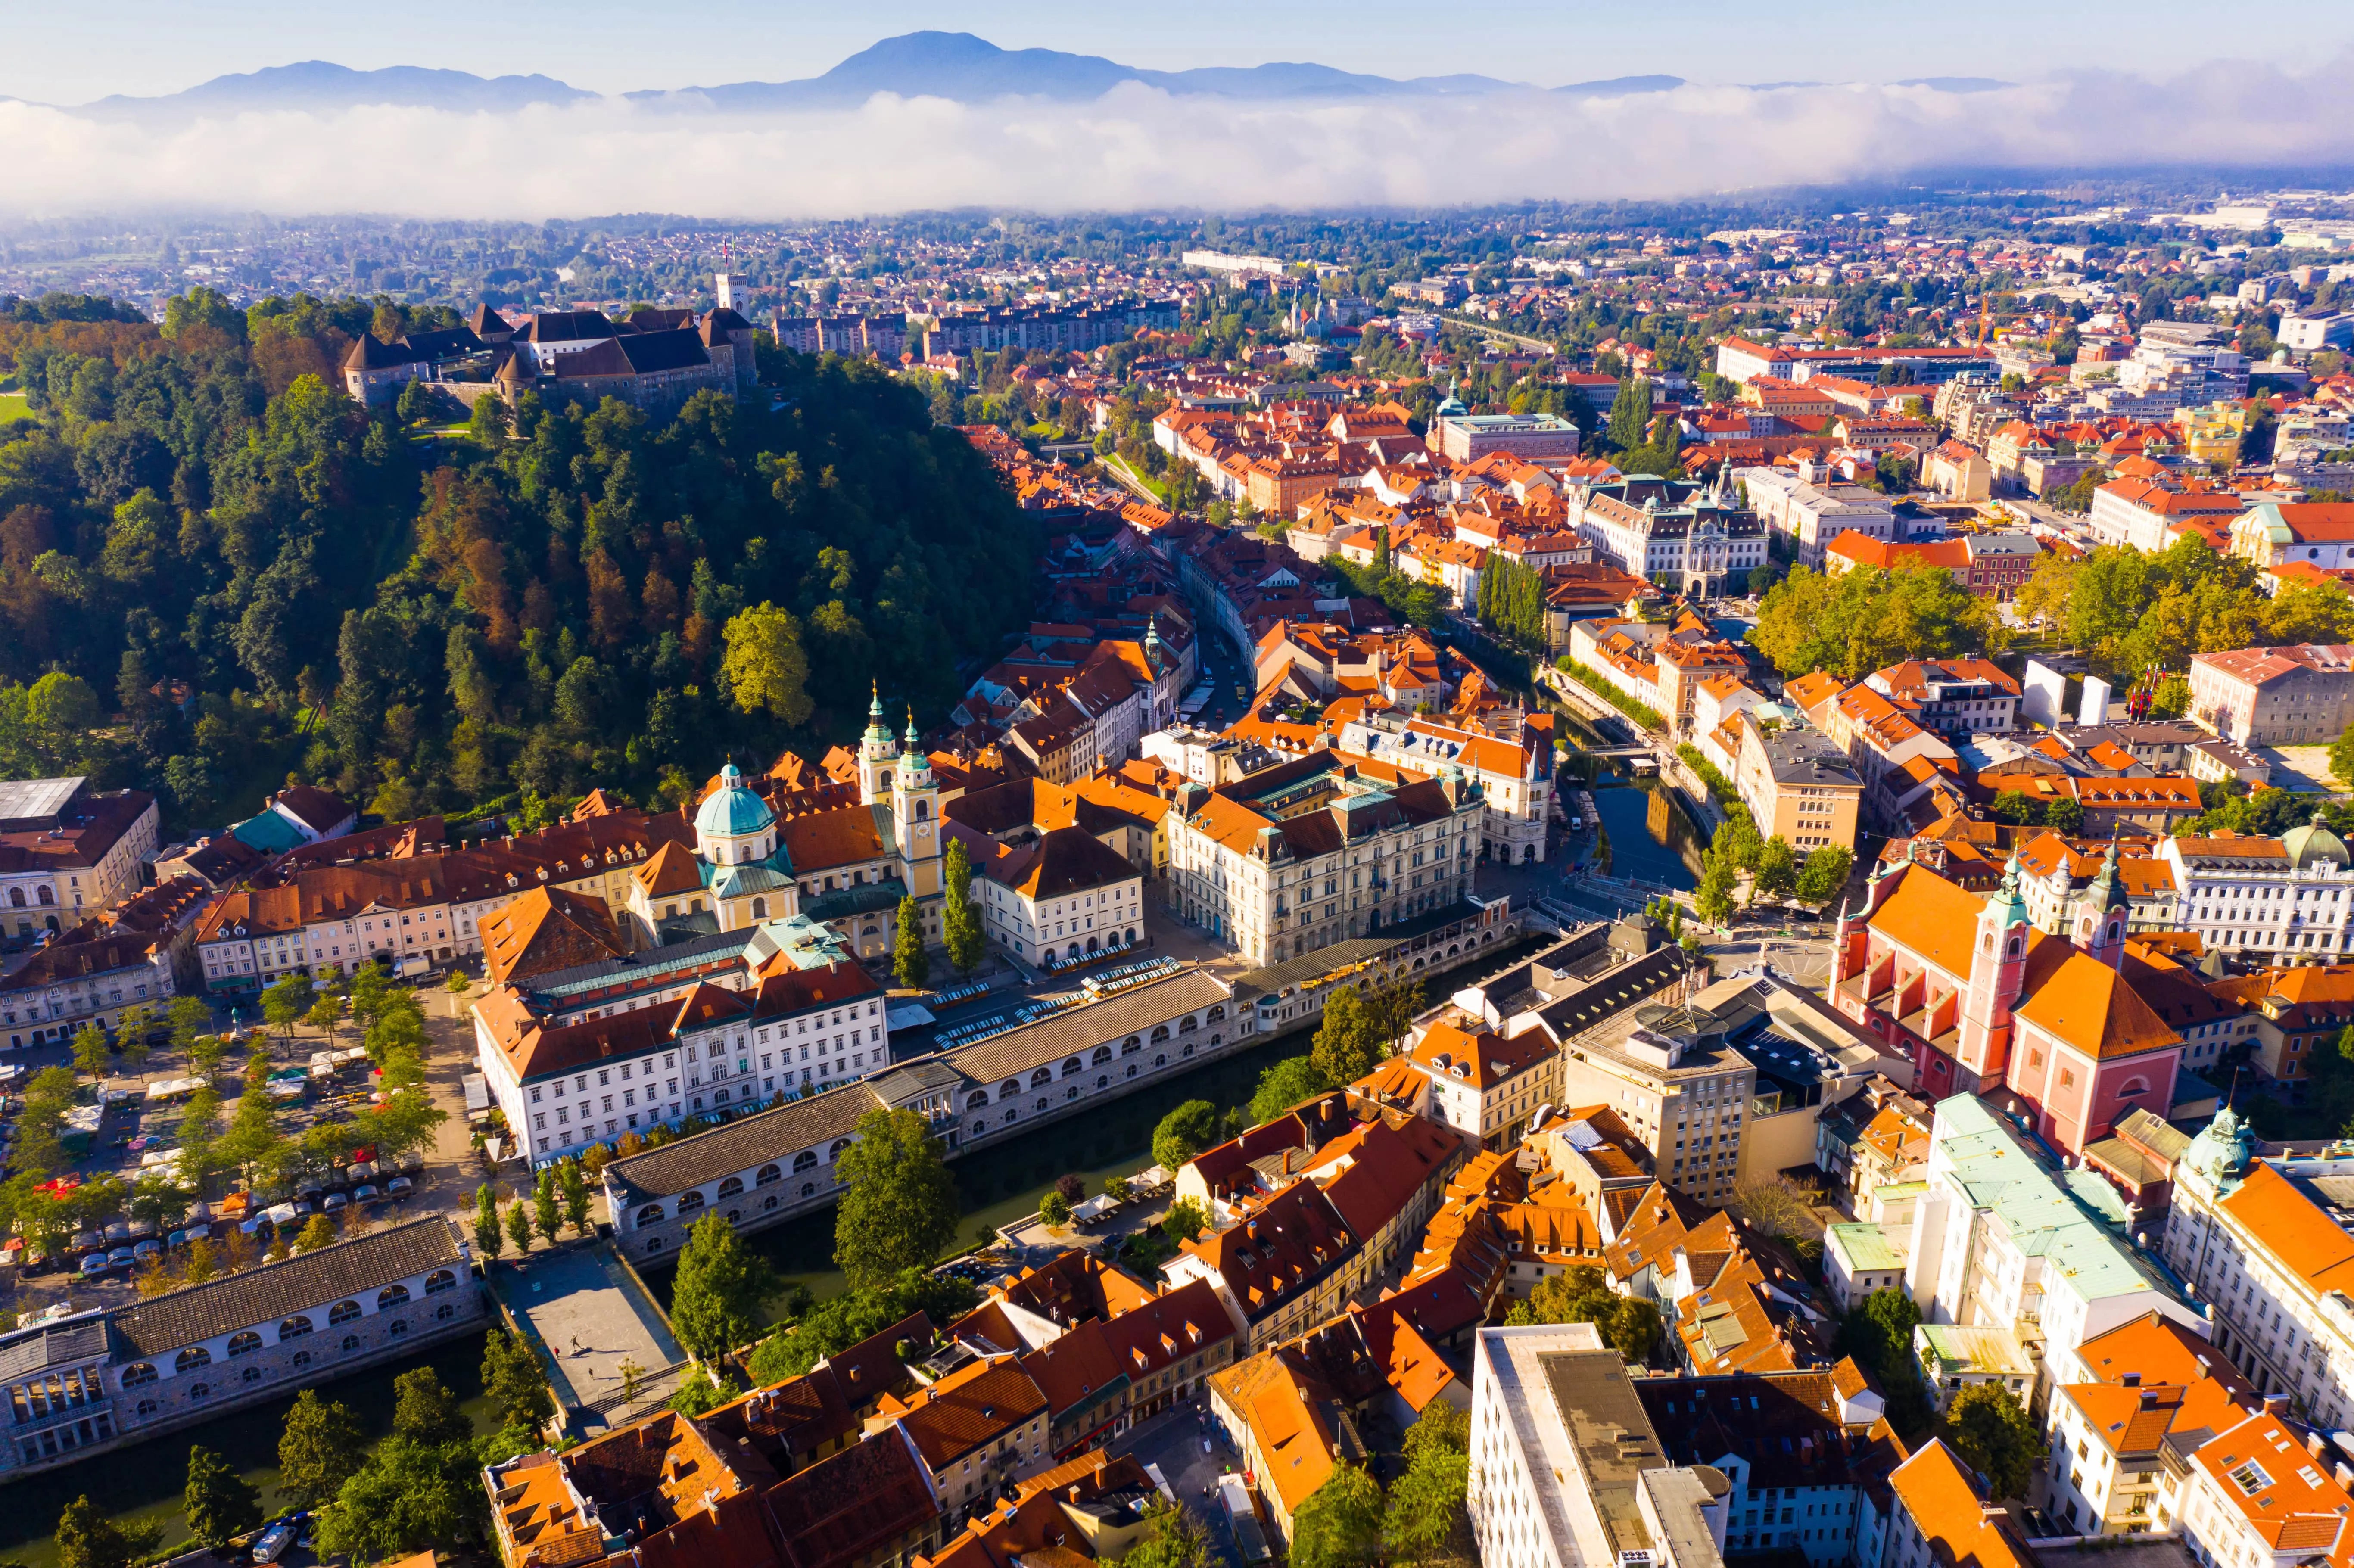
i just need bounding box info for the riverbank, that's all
[0,1332,498,1568]
[647,1029,1308,1314]
[642,930,1561,1314]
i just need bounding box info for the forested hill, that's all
[0,291,1039,831]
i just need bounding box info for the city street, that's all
[1108,1399,1257,1568]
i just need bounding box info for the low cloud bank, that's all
[3,53,2351,218]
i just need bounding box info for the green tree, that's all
[1152,1100,1222,1174]
[1694,861,1738,926]
[1310,985,1385,1087]
[260,974,317,1042]
[392,1366,473,1447]
[534,1167,562,1247]
[1794,845,1854,908]
[718,603,815,725]
[742,1267,978,1384]
[2332,723,2354,790]
[1605,375,1655,453]
[1249,1056,1332,1125]
[278,1389,368,1509]
[293,1213,338,1253]
[1290,1465,1385,1568]
[832,1107,959,1288]
[307,992,349,1044]
[504,1201,533,1256]
[69,1022,108,1081]
[55,1496,159,1568]
[666,1368,744,1416]
[1119,1504,1217,1568]
[482,1329,556,1434]
[314,1437,486,1565]
[1943,1383,2039,1501]
[1752,835,1798,903]
[473,1184,504,1259]
[115,1005,153,1076]
[1385,1403,1472,1566]
[559,1160,594,1237]
[671,1212,778,1367]
[892,893,931,988]
[1040,1188,1072,1229]
[1162,1196,1210,1245]
[184,1444,263,1549]
[942,834,986,977]
[167,996,211,1070]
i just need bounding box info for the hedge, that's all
[1555,657,1667,733]
[1676,744,1741,807]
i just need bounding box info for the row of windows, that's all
[125,1276,456,1381]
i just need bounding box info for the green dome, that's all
[2284,812,2347,870]
[695,763,775,839]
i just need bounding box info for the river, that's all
[1588,780,1707,888]
[0,1332,499,1568]
[646,1030,1310,1315]
[646,933,1559,1315]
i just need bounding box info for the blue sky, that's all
[9,0,2352,103]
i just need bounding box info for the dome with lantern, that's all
[694,763,778,864]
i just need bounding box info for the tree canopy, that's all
[1748,562,2006,682]
[0,304,1037,832]
[832,1106,960,1289]
[669,1212,779,1367]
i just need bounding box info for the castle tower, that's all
[1959,855,2034,1082]
[892,709,943,898]
[858,682,899,805]
[2074,839,2131,968]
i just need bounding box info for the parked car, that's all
[78,1254,106,1279]
[69,1230,103,1256]
[166,1229,190,1250]
[349,1160,379,1183]
[293,1177,323,1201]
[126,1216,157,1241]
[353,1184,380,1204]
[105,1247,134,1271]
[131,1238,160,1262]
[386,1176,414,1200]
[252,1521,296,1564]
[321,1192,347,1213]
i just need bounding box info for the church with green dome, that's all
[617,691,946,962]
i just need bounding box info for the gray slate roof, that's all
[112,1216,464,1357]
[603,969,1233,1202]
[604,1081,881,1201]
[0,1314,112,1381]
[943,969,1232,1087]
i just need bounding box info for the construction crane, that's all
[1972,292,1993,351]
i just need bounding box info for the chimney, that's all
[2337,1462,2354,1491]
[2310,1432,2330,1459]
[2266,1393,2293,1416]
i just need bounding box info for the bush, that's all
[1676,744,1740,806]
[1556,657,1667,732]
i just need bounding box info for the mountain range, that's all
[40,32,2012,119]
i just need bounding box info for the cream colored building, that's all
[1165,750,1484,966]
[1732,712,1865,854]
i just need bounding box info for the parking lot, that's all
[3,994,461,1313]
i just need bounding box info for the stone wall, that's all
[0,1280,490,1482]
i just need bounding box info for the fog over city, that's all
[5,47,2354,218]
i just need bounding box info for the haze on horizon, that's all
[6,0,2349,105]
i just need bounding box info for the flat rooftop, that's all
[1541,1346,1668,1557]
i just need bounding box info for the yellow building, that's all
[2172,402,2249,467]
[1732,710,1865,854]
